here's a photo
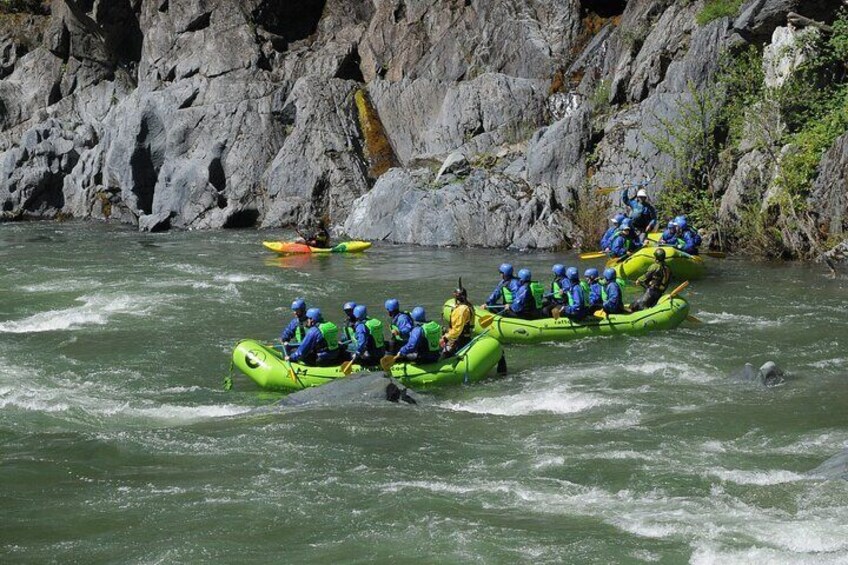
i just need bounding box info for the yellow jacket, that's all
[445,303,473,341]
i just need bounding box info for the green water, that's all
[1,222,846,563]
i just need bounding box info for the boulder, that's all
[809,132,848,240]
[342,167,568,249]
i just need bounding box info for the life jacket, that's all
[317,322,339,351]
[452,302,475,339]
[293,319,306,342]
[601,283,608,303]
[579,281,592,307]
[551,278,564,301]
[343,323,357,346]
[364,318,385,349]
[421,321,442,352]
[529,281,545,309]
[391,312,411,343]
[501,279,515,303]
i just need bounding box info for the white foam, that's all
[442,388,610,416]
[692,545,848,565]
[709,468,806,485]
[0,293,149,333]
[700,311,772,328]
[593,408,642,430]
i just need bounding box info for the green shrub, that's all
[696,0,743,26]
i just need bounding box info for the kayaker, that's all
[562,267,588,321]
[339,301,358,350]
[280,298,308,352]
[394,307,441,365]
[630,248,671,312]
[609,219,642,258]
[352,304,386,367]
[285,308,341,366]
[482,263,521,311]
[600,213,626,251]
[583,268,604,310]
[296,219,331,248]
[442,279,474,358]
[601,268,624,314]
[621,185,657,237]
[385,298,414,354]
[674,216,702,255]
[502,269,543,320]
[541,264,567,317]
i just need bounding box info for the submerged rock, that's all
[807,449,848,481]
[732,361,786,386]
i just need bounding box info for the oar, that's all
[596,186,620,195]
[341,354,358,376]
[668,280,689,299]
[380,354,398,373]
[686,314,703,323]
[283,358,298,383]
[478,304,507,328]
[579,251,608,260]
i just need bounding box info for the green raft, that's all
[231,336,504,392]
[442,294,689,344]
[609,246,706,281]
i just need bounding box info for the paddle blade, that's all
[379,355,397,373]
[669,280,689,298]
[596,186,619,195]
[551,306,562,320]
[479,315,494,328]
[686,314,703,324]
[341,358,355,376]
[704,251,726,259]
[579,252,607,260]
[287,365,297,382]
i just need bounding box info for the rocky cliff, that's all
[0,0,846,261]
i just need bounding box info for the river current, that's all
[1,222,846,563]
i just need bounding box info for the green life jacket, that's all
[579,280,592,307]
[390,312,411,343]
[421,321,442,352]
[343,324,357,345]
[551,279,564,301]
[601,282,609,303]
[364,318,385,349]
[529,281,545,309]
[501,282,514,304]
[317,322,339,351]
[294,323,305,343]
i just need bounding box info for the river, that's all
[2,221,846,563]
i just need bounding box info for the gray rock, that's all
[808,449,848,480]
[809,132,848,240]
[436,151,470,180]
[343,167,568,249]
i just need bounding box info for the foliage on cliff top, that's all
[0,0,49,15]
[696,0,743,26]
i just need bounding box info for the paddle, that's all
[686,314,703,323]
[596,186,619,195]
[341,354,358,376]
[283,358,298,382]
[579,251,608,260]
[668,280,689,298]
[379,354,398,373]
[478,304,507,328]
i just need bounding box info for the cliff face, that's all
[0,0,845,259]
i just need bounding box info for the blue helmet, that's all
[499,263,514,277]
[291,298,306,312]
[353,305,368,320]
[667,221,676,230]
[305,307,322,322]
[611,212,626,225]
[517,268,532,282]
[384,298,399,313]
[552,264,566,277]
[343,301,357,312]
[585,268,599,279]
[674,215,688,230]
[603,268,616,281]
[410,306,426,323]
[566,267,579,281]
[620,219,632,230]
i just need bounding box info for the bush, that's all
[696,0,743,26]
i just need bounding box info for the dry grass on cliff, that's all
[572,184,611,252]
[354,89,399,179]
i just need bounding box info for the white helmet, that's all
[636,188,648,198]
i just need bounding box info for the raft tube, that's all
[609,246,706,281]
[232,336,504,392]
[442,294,689,344]
[262,241,372,254]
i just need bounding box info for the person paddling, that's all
[583,268,603,310]
[394,307,442,365]
[562,267,588,321]
[541,264,568,317]
[630,248,671,312]
[501,269,543,320]
[673,215,702,255]
[285,308,341,366]
[609,219,641,258]
[352,305,386,367]
[296,219,331,248]
[339,301,358,351]
[482,263,520,311]
[442,279,474,358]
[385,298,414,354]
[660,221,681,247]
[601,213,626,251]
[601,268,625,314]
[280,298,308,353]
